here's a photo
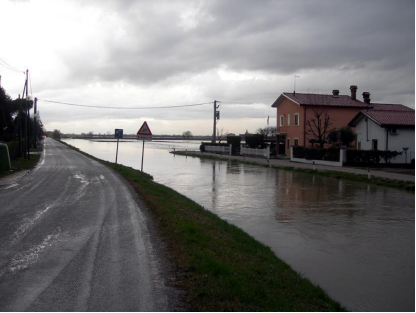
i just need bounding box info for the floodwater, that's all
[63,139,415,312]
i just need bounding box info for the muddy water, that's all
[63,139,415,311]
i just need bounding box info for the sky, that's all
[0,0,414,136]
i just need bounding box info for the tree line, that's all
[0,86,44,159]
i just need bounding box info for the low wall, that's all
[240,147,270,159]
[205,144,232,155]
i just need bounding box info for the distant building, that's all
[349,103,415,163]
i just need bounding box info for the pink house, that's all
[271,86,369,156]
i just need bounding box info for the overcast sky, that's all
[0,0,414,135]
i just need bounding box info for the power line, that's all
[0,57,25,74]
[37,98,214,109]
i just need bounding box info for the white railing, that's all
[240,146,270,159]
[205,144,232,155]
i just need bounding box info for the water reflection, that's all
[63,139,414,312]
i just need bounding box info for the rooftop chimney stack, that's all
[332,90,340,96]
[362,92,371,104]
[350,85,357,100]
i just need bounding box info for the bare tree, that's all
[306,108,333,148]
[257,126,276,138]
[216,128,228,143]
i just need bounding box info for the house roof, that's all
[271,92,369,108]
[349,103,415,128]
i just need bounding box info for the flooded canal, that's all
[63,139,415,311]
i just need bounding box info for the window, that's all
[294,113,299,126]
[287,114,291,126]
[372,139,378,150]
[294,138,299,147]
[280,115,284,126]
[287,138,290,150]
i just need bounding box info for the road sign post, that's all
[115,129,123,164]
[137,122,152,171]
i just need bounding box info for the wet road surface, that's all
[0,139,169,311]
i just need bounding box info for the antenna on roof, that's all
[293,75,300,95]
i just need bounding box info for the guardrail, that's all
[240,147,270,159]
[205,144,232,155]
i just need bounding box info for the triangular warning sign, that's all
[137,121,152,136]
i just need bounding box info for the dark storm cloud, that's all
[62,0,414,86]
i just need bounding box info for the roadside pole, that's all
[115,138,120,164]
[114,129,123,164]
[137,121,153,172]
[141,140,145,171]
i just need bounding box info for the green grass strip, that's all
[60,140,344,311]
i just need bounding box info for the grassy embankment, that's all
[0,144,42,178]
[175,151,415,192]
[61,141,344,311]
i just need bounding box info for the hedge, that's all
[292,146,340,162]
[345,150,402,166]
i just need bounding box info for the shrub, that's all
[327,129,339,145]
[339,126,355,147]
[346,150,402,166]
[245,134,264,148]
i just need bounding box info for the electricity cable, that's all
[37,98,214,109]
[0,57,25,74]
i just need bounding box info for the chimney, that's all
[350,85,357,100]
[362,92,371,104]
[332,90,340,96]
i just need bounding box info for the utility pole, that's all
[24,69,29,160]
[212,100,220,143]
[33,97,37,149]
[18,94,22,157]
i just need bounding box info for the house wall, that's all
[388,129,415,163]
[356,118,415,163]
[304,106,361,146]
[275,96,362,156]
[276,96,304,155]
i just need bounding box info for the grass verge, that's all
[0,146,42,178]
[176,151,415,192]
[61,140,344,311]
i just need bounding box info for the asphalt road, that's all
[0,138,171,311]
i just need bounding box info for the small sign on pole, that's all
[115,129,123,164]
[137,122,152,171]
